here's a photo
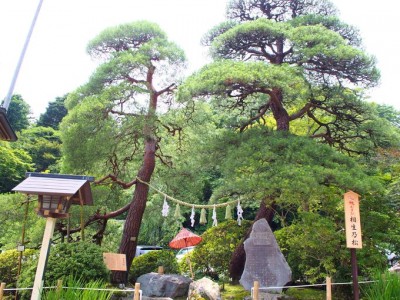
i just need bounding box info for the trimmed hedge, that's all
[129,250,179,282]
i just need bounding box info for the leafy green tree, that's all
[374,104,400,128]
[0,142,33,193]
[177,0,386,281]
[0,249,36,288]
[202,127,395,281]
[60,21,186,283]
[179,0,379,154]
[16,126,62,172]
[6,95,31,132]
[37,95,68,129]
[0,193,45,251]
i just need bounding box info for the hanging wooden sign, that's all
[103,253,127,271]
[344,191,362,249]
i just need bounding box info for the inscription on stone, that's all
[252,232,270,245]
[239,219,292,292]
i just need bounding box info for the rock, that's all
[188,277,221,300]
[136,273,192,298]
[239,219,292,292]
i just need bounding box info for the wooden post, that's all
[56,279,63,295]
[31,217,56,300]
[351,248,360,300]
[158,266,164,275]
[253,281,259,300]
[0,282,6,300]
[326,276,332,300]
[133,282,140,300]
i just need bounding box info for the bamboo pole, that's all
[56,279,63,295]
[0,282,6,300]
[252,281,259,300]
[158,266,164,275]
[326,276,332,300]
[133,283,140,300]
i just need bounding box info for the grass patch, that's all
[362,271,400,300]
[285,287,325,299]
[220,283,251,300]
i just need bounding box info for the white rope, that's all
[250,280,379,293]
[3,280,378,292]
[136,177,239,209]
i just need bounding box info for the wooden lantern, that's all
[12,172,94,218]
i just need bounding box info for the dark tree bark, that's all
[112,140,156,283]
[269,88,290,131]
[229,199,275,282]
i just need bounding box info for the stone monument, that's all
[239,218,292,292]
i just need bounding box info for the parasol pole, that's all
[185,238,194,279]
[187,257,194,279]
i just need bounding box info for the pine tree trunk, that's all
[111,140,156,284]
[270,88,290,131]
[228,200,275,282]
[112,77,158,284]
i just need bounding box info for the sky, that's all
[0,0,398,119]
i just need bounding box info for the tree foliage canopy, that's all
[6,95,31,133]
[179,0,379,154]
[62,21,186,177]
[37,95,68,129]
[0,143,32,193]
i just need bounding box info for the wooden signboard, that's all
[103,253,127,271]
[344,191,362,249]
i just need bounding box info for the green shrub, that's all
[220,283,250,300]
[362,270,400,300]
[0,249,37,287]
[178,250,197,278]
[189,220,251,279]
[42,275,113,300]
[129,250,179,282]
[18,241,109,299]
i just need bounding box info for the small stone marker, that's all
[240,219,292,292]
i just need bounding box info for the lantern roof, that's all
[0,107,17,141]
[12,172,95,205]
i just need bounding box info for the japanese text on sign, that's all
[344,191,362,249]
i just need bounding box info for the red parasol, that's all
[169,228,202,249]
